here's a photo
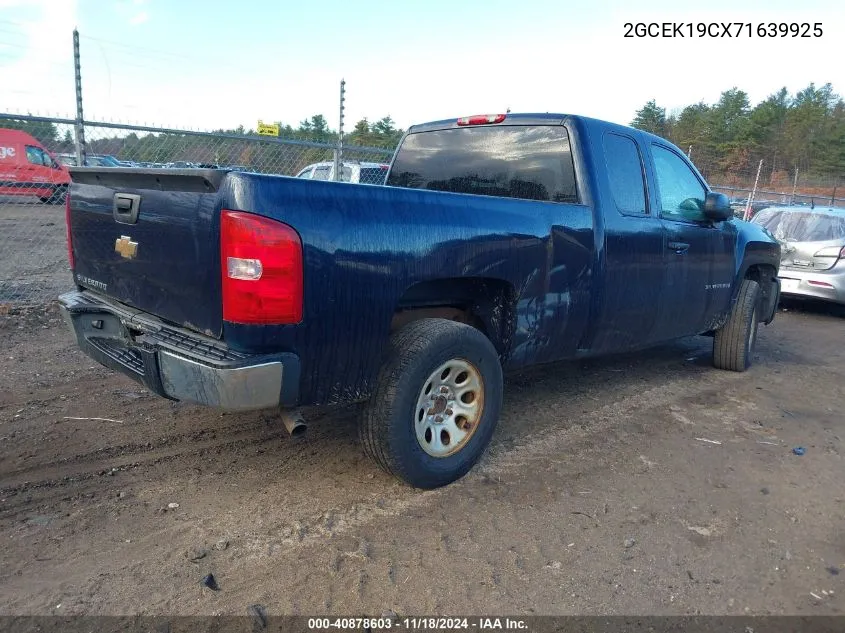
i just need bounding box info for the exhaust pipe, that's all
[280,409,307,437]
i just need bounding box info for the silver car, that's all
[752,206,845,304]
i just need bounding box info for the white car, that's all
[295,161,389,185]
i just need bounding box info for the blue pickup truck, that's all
[59,113,781,488]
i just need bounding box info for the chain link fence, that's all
[691,153,844,220]
[0,113,393,305]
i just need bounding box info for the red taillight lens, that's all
[65,192,74,269]
[456,114,507,126]
[220,210,303,324]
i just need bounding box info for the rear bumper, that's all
[778,268,845,305]
[58,290,300,411]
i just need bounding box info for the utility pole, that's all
[334,79,345,181]
[790,166,798,205]
[72,29,86,167]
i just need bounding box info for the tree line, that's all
[631,83,844,188]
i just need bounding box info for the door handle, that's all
[668,241,690,254]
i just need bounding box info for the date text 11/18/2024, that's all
[307,617,529,630]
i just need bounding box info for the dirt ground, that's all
[0,201,71,304]
[0,298,843,617]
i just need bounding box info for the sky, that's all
[0,0,843,133]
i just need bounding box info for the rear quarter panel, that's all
[220,174,594,405]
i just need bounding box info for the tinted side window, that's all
[388,125,578,204]
[25,145,45,166]
[604,133,646,215]
[651,144,707,222]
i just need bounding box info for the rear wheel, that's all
[359,318,503,489]
[713,278,761,371]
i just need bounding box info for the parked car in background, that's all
[752,206,845,305]
[89,155,122,167]
[58,153,124,168]
[295,160,390,184]
[0,128,70,203]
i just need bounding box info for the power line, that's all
[79,34,233,67]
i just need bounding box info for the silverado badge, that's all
[115,235,138,259]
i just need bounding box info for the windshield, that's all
[754,209,845,242]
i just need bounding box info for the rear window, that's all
[754,209,845,242]
[312,166,331,181]
[387,125,578,204]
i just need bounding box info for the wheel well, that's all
[745,264,779,324]
[745,264,774,283]
[391,278,517,358]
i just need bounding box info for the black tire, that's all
[713,279,761,372]
[360,318,503,489]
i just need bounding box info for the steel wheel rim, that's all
[414,358,485,458]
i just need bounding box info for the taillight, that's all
[220,210,303,324]
[456,114,507,126]
[813,245,845,259]
[65,192,74,269]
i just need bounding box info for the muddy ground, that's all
[0,298,843,616]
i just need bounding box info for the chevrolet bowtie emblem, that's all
[115,235,138,259]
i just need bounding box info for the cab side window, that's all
[24,145,55,168]
[604,133,647,215]
[651,144,707,222]
[26,145,46,166]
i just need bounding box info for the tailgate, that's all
[68,168,227,338]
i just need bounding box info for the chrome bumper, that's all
[58,291,300,411]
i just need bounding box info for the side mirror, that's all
[703,192,732,221]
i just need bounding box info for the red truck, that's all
[0,129,70,203]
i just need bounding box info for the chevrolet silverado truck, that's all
[59,113,781,488]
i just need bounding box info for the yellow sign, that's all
[257,120,280,137]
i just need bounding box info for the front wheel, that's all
[713,278,761,372]
[359,318,503,489]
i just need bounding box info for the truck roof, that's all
[407,112,656,141]
[0,128,43,145]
